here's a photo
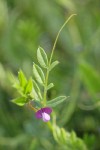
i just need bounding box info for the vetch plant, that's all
[11,14,76,122]
[10,14,88,150]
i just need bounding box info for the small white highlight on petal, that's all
[42,112,50,122]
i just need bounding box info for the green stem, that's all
[43,14,76,105]
[43,68,49,105]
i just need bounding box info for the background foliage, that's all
[0,0,100,149]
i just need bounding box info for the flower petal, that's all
[42,112,50,122]
[35,109,42,119]
[42,107,52,114]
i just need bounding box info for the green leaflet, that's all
[37,47,48,68]
[18,70,27,88]
[47,96,68,107]
[33,64,45,85]
[24,78,33,94]
[47,83,54,90]
[49,61,59,71]
[30,80,42,101]
[11,97,27,106]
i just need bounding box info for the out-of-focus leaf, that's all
[37,47,48,68]
[8,72,20,89]
[11,97,27,106]
[60,128,67,143]
[79,61,100,96]
[49,61,59,71]
[33,64,45,85]
[18,70,27,88]
[52,120,87,149]
[47,96,68,107]
[47,83,54,90]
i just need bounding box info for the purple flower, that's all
[35,107,52,122]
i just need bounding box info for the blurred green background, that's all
[0,0,100,149]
